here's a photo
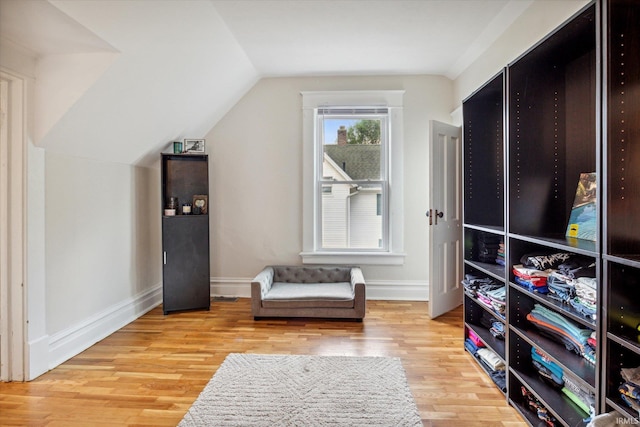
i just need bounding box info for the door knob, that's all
[435,209,443,224]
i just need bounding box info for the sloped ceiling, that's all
[1,0,259,166]
[0,0,537,166]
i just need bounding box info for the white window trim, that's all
[300,90,405,265]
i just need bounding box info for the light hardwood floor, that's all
[0,299,526,426]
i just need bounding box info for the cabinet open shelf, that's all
[465,321,506,362]
[509,283,596,330]
[463,72,504,230]
[511,367,591,427]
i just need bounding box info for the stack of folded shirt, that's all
[619,366,640,417]
[476,234,502,264]
[547,271,575,303]
[485,286,506,319]
[562,371,595,419]
[477,348,505,371]
[521,386,558,426]
[490,370,506,392]
[478,311,505,340]
[461,274,496,298]
[490,320,505,340]
[587,331,596,349]
[513,264,553,293]
[531,347,564,389]
[496,240,505,266]
[465,329,485,356]
[526,304,595,364]
[462,274,506,319]
[572,277,597,320]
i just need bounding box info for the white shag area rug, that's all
[179,353,423,426]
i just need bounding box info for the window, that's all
[301,91,405,265]
[319,109,387,250]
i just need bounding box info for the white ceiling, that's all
[211,0,533,79]
[2,0,533,79]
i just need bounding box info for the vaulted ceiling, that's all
[0,0,537,166]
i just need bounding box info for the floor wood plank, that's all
[0,299,526,426]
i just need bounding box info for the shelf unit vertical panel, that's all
[602,0,640,422]
[462,70,508,397]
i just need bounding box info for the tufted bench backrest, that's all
[273,266,352,284]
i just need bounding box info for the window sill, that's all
[300,251,406,266]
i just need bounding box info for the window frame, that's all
[301,90,405,265]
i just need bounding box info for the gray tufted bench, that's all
[251,265,366,321]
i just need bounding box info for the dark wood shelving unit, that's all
[161,154,210,314]
[460,1,640,424]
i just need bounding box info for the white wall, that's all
[206,75,454,298]
[44,153,161,368]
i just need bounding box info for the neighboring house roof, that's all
[323,145,381,180]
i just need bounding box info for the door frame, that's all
[0,70,27,382]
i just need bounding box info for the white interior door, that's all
[428,120,463,319]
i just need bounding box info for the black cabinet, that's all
[161,154,210,314]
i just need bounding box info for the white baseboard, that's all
[26,334,49,380]
[211,277,429,301]
[45,284,162,372]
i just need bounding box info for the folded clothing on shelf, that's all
[526,304,595,364]
[513,254,598,321]
[490,320,505,340]
[513,264,553,294]
[462,273,505,319]
[619,365,640,417]
[563,371,595,418]
[464,337,480,355]
[491,369,506,392]
[467,329,485,349]
[496,241,505,266]
[476,347,505,371]
[476,234,502,264]
[531,347,564,389]
[521,386,558,427]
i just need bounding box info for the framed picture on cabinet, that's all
[184,138,205,153]
[193,195,208,214]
